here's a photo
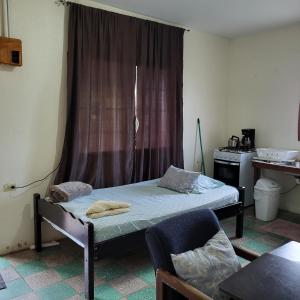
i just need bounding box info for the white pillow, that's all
[171,230,241,299]
[158,165,200,193]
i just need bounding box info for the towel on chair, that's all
[50,181,93,202]
[86,201,130,219]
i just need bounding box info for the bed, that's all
[34,179,245,300]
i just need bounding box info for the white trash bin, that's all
[254,178,281,221]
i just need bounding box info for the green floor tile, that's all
[243,229,264,239]
[242,240,274,254]
[55,260,83,279]
[0,278,32,300]
[0,206,299,300]
[38,245,63,257]
[94,284,122,300]
[255,234,288,248]
[135,266,155,285]
[244,216,269,229]
[0,258,10,271]
[238,256,250,267]
[95,264,127,281]
[37,282,76,300]
[221,217,234,224]
[243,217,253,226]
[128,287,156,300]
[231,237,251,249]
[266,231,291,242]
[222,224,235,236]
[15,260,47,277]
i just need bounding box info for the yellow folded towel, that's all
[86,201,130,219]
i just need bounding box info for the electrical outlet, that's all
[3,183,16,192]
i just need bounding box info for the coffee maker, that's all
[241,129,255,149]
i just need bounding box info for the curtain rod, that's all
[54,0,190,31]
[55,0,69,6]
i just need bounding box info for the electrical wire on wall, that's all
[12,161,62,190]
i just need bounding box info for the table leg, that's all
[253,166,261,184]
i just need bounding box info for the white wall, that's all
[0,1,2,34]
[227,24,300,213]
[183,31,229,174]
[0,0,67,255]
[0,0,229,255]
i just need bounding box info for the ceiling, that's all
[92,0,300,38]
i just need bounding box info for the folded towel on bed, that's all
[50,181,93,202]
[86,201,130,219]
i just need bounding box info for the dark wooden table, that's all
[219,241,300,300]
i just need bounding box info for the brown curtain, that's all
[55,4,137,188]
[55,4,184,187]
[134,20,184,181]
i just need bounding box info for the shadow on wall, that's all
[14,203,32,252]
[4,201,31,253]
[1,183,63,255]
[0,65,14,72]
[262,169,300,212]
[53,4,69,187]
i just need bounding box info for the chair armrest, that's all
[233,244,260,261]
[156,269,212,300]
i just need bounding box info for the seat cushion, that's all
[145,209,221,274]
[171,229,241,299]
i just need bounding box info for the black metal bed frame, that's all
[33,186,245,300]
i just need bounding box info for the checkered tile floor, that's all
[0,207,299,300]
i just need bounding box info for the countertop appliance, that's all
[228,136,240,148]
[214,148,256,206]
[241,128,255,149]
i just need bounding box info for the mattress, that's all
[59,179,239,243]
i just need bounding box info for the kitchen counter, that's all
[252,160,300,180]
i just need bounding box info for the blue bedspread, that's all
[59,179,238,243]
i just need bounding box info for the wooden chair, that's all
[145,209,258,300]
